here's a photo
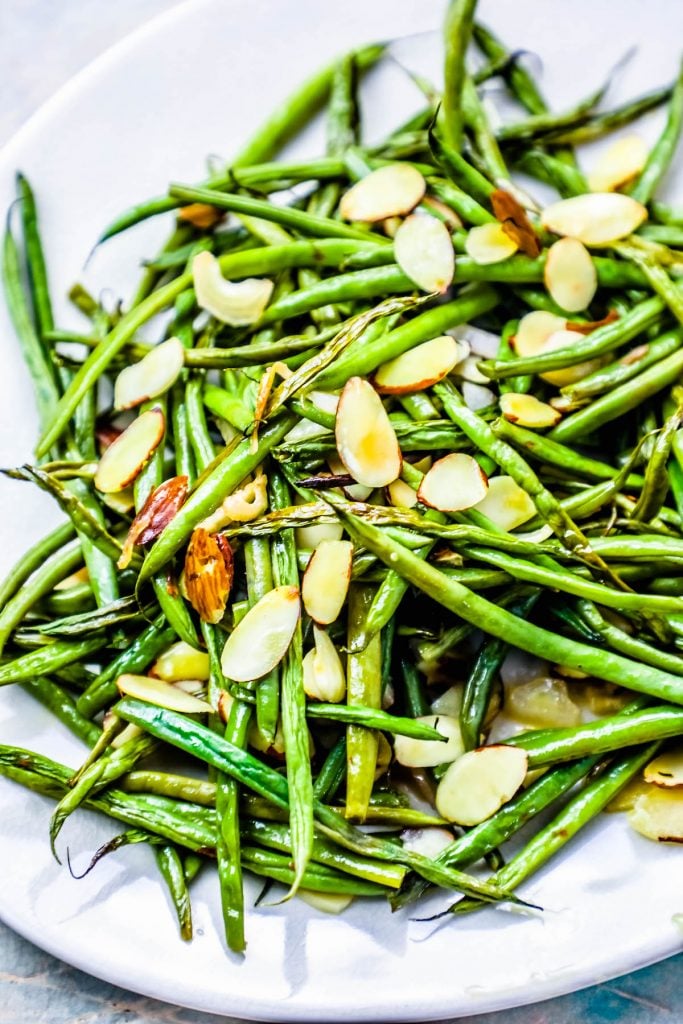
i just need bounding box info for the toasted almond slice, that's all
[374,335,463,394]
[644,747,683,788]
[221,585,300,682]
[465,222,519,264]
[302,539,353,625]
[192,251,273,325]
[94,408,165,493]
[393,715,464,768]
[462,381,496,411]
[541,193,647,246]
[400,827,454,858]
[544,237,597,313]
[151,641,210,682]
[506,676,581,728]
[628,787,683,842]
[435,745,528,825]
[454,354,490,384]
[114,337,185,411]
[500,392,561,429]
[335,377,402,488]
[387,477,419,508]
[418,453,488,512]
[587,135,648,193]
[606,776,654,813]
[184,529,234,624]
[116,673,212,714]
[302,625,346,702]
[339,164,426,222]
[118,474,189,568]
[393,213,455,293]
[513,310,567,358]
[538,329,605,387]
[472,474,536,531]
[178,202,224,229]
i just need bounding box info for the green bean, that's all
[472,23,546,116]
[0,521,76,613]
[21,677,102,747]
[576,600,683,676]
[539,86,672,147]
[638,224,683,246]
[154,845,193,940]
[325,495,683,703]
[513,150,587,198]
[442,0,477,152]
[15,173,54,343]
[426,176,494,226]
[495,74,611,144]
[462,76,509,182]
[632,404,682,520]
[560,327,683,402]
[313,736,347,802]
[630,58,683,204]
[428,130,495,209]
[0,636,105,686]
[217,697,252,952]
[306,703,447,739]
[345,584,382,822]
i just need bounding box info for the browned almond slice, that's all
[302,625,346,702]
[393,214,455,293]
[541,193,647,246]
[538,329,605,387]
[628,787,683,842]
[387,477,419,508]
[464,222,518,264]
[184,529,234,624]
[544,237,597,313]
[500,392,561,429]
[151,641,210,683]
[192,251,273,324]
[118,475,188,569]
[302,539,353,624]
[472,474,536,531]
[114,337,185,411]
[94,408,165,493]
[418,453,488,512]
[339,164,426,222]
[435,745,528,825]
[116,673,212,714]
[374,335,463,394]
[394,715,464,768]
[587,135,648,193]
[177,202,223,229]
[335,376,402,488]
[513,310,567,358]
[221,585,300,682]
[644,747,683,788]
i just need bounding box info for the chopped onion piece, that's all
[435,745,528,825]
[221,585,300,682]
[506,676,581,728]
[400,827,454,858]
[302,539,353,625]
[465,222,519,264]
[387,477,419,509]
[472,475,536,531]
[393,213,455,293]
[374,335,463,394]
[462,381,496,411]
[454,354,490,384]
[451,324,498,358]
[500,392,561,428]
[192,251,273,325]
[541,193,647,246]
[544,237,597,313]
[339,164,426,222]
[587,135,648,193]
[418,453,489,512]
[302,625,346,703]
[151,641,210,682]
[335,376,402,488]
[393,715,464,767]
[94,408,165,493]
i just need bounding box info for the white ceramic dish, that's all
[1,0,682,1019]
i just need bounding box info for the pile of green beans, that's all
[2,0,683,954]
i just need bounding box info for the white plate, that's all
[1,0,682,1019]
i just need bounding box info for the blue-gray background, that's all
[0,2,681,1021]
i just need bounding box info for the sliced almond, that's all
[335,376,402,488]
[606,776,654,813]
[339,164,426,223]
[587,135,648,193]
[421,196,463,230]
[393,714,464,768]
[417,453,488,512]
[374,335,463,394]
[298,891,354,914]
[500,392,561,429]
[302,625,346,703]
[435,745,528,825]
[541,193,647,246]
[302,539,353,625]
[628,787,683,843]
[513,310,567,359]
[472,474,536,531]
[151,641,210,683]
[116,673,211,714]
[644,747,683,788]
[184,528,234,625]
[464,222,519,264]
[393,213,455,293]
[118,475,188,569]
[491,188,541,258]
[221,585,300,682]
[387,477,419,508]
[94,408,165,493]
[538,329,605,387]
[114,337,185,411]
[506,676,581,728]
[544,237,597,313]
[178,203,224,229]
[192,250,273,325]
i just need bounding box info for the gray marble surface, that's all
[1,3,683,1022]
